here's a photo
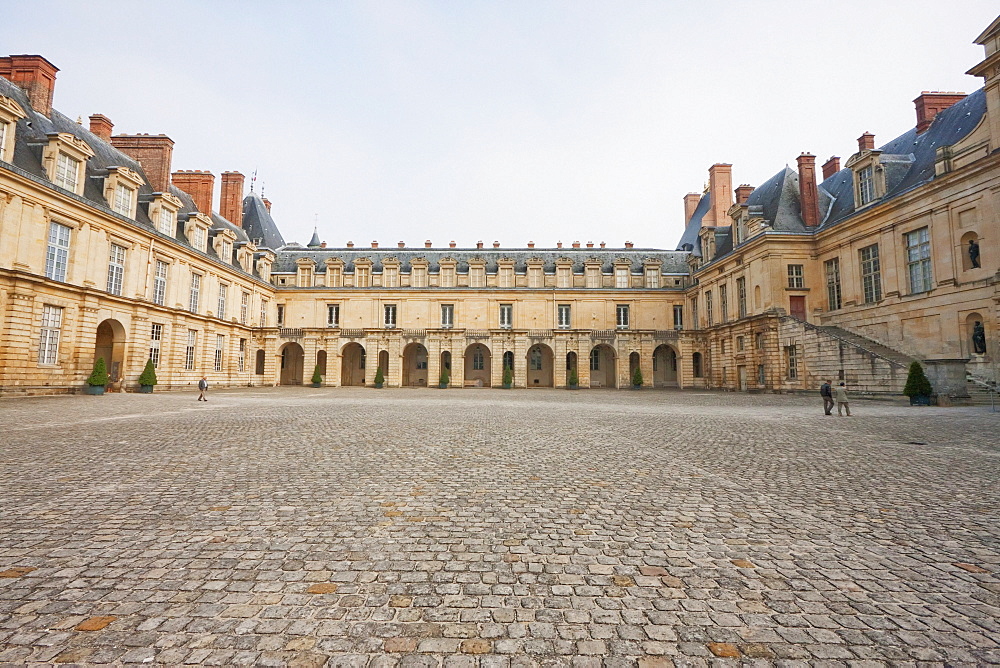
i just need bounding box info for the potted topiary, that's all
[502,365,513,389]
[567,368,579,390]
[632,366,643,389]
[138,358,157,393]
[903,361,933,405]
[373,366,385,389]
[311,365,323,388]
[86,357,109,395]
[439,367,450,389]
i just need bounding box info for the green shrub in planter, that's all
[502,365,513,388]
[439,367,450,388]
[632,366,643,388]
[567,368,579,388]
[903,361,932,404]
[374,366,385,388]
[311,365,323,387]
[138,358,157,393]
[87,357,109,386]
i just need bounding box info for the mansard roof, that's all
[242,193,286,250]
[272,247,691,275]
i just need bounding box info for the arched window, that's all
[503,350,514,370]
[255,349,265,375]
[692,352,703,378]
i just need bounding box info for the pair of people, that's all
[820,380,851,416]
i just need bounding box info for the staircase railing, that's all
[779,315,909,370]
[967,373,998,411]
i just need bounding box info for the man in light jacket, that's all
[835,382,851,416]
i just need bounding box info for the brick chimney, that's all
[683,192,701,224]
[398,241,405,248]
[476,241,484,249]
[586,241,594,248]
[572,241,580,248]
[262,197,272,213]
[625,241,634,248]
[557,241,563,248]
[735,184,754,205]
[822,156,841,180]
[600,242,606,248]
[371,241,378,248]
[346,241,354,248]
[113,134,175,192]
[707,163,733,227]
[88,114,113,142]
[493,241,500,248]
[914,91,966,133]
[425,240,432,248]
[449,241,456,248]
[0,55,58,116]
[527,241,534,248]
[796,153,820,228]
[857,132,875,152]
[219,171,244,227]
[171,170,214,214]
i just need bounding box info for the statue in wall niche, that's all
[972,321,987,355]
[968,238,981,269]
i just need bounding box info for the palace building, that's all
[1,15,998,397]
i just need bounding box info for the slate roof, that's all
[272,247,692,275]
[242,193,285,250]
[675,192,709,254]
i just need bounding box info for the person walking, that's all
[820,379,834,415]
[834,382,851,416]
[197,376,209,401]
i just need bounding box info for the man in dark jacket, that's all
[820,380,834,415]
[198,376,208,401]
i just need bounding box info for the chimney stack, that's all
[527,241,534,248]
[171,170,214,215]
[113,134,175,193]
[346,241,354,248]
[398,241,405,248]
[0,55,58,116]
[88,114,113,142]
[586,241,594,248]
[707,163,733,227]
[600,242,606,248]
[557,241,563,248]
[735,184,754,205]
[683,192,701,225]
[493,241,500,248]
[796,153,820,228]
[476,241,484,249]
[914,91,967,134]
[857,132,875,152]
[625,241,634,248]
[822,156,841,180]
[425,240,432,248]
[219,171,244,227]
[449,241,456,248]
[262,197,272,213]
[572,241,580,248]
[371,241,378,248]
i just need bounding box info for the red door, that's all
[789,296,806,320]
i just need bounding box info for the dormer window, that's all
[43,132,94,196]
[0,95,26,163]
[157,206,174,235]
[112,183,133,216]
[103,166,143,219]
[845,138,885,210]
[184,213,212,252]
[193,227,206,251]
[858,166,875,205]
[149,192,181,237]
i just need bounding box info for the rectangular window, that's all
[757,363,766,385]
[557,266,571,288]
[327,304,340,327]
[616,304,630,329]
[106,243,126,296]
[441,304,454,329]
[858,165,875,205]
[529,347,543,370]
[219,241,232,264]
[0,121,7,161]
[859,244,882,304]
[276,304,284,326]
[615,267,629,289]
[499,266,513,288]
[499,304,512,329]
[152,260,168,306]
[705,290,714,326]
[217,283,228,320]
[585,267,600,289]
[824,258,842,310]
[906,227,932,294]
[214,334,224,372]
[54,153,79,191]
[472,349,485,370]
[112,183,133,216]
[673,304,683,330]
[736,277,747,319]
[557,304,571,329]
[528,267,542,288]
[719,284,728,323]
[188,273,201,313]
[238,339,246,373]
[158,206,174,236]
[37,305,63,365]
[590,347,600,371]
[149,323,163,367]
[787,264,804,289]
[45,222,71,282]
[691,296,699,330]
[240,292,250,324]
[184,330,197,370]
[737,335,745,351]
[384,266,398,288]
[192,227,206,251]
[411,266,427,288]
[260,299,268,327]
[786,345,798,379]
[645,269,660,289]
[384,304,397,328]
[755,331,764,349]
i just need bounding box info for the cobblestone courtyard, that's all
[0,389,998,667]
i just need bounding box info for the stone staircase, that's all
[815,326,919,369]
[966,374,999,407]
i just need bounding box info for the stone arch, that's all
[526,343,554,387]
[653,344,678,387]
[94,319,127,386]
[589,344,617,388]
[316,350,327,377]
[629,351,640,384]
[464,343,491,387]
[279,342,304,385]
[402,342,429,387]
[340,342,366,386]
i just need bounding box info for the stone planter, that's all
[139,385,154,393]
[311,382,322,388]
[374,382,384,389]
[909,395,931,406]
[85,385,106,395]
[439,383,448,389]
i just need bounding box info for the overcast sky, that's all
[5,2,997,249]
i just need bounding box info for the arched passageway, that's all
[464,344,491,387]
[94,319,127,386]
[526,344,554,387]
[279,342,304,385]
[589,345,617,388]
[402,343,429,387]
[341,342,366,386]
[653,344,678,387]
